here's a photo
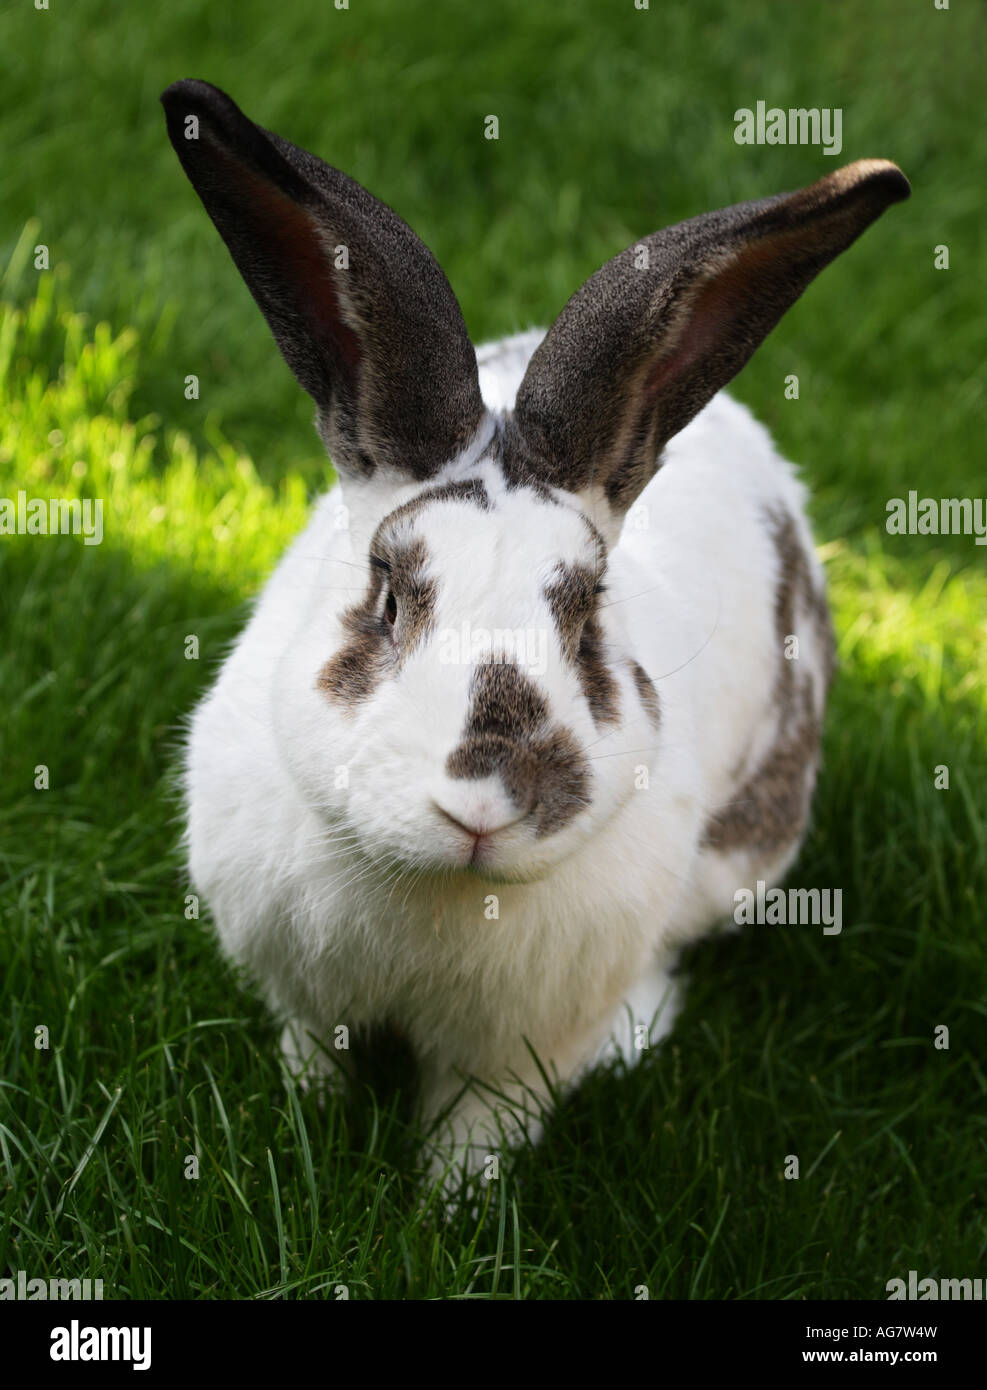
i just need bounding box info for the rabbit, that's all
[163,79,909,1186]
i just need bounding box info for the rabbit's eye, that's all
[384,590,398,627]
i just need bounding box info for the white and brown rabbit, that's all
[163,80,908,1183]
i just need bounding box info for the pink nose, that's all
[430,801,523,840]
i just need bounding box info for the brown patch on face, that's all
[702,510,834,853]
[317,534,437,705]
[628,659,660,727]
[382,477,491,527]
[317,481,492,705]
[316,557,391,703]
[452,659,546,739]
[544,562,621,726]
[386,536,438,652]
[446,661,590,837]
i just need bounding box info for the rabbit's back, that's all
[620,389,834,939]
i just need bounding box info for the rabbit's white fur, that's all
[186,328,828,1176]
[163,86,909,1192]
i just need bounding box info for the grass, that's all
[1,0,985,1299]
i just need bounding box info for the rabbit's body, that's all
[164,80,906,1180]
[186,328,831,1162]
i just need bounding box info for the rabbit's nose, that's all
[430,800,526,841]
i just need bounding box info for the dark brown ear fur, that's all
[161,79,484,482]
[504,160,910,514]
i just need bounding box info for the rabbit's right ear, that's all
[161,80,484,483]
[503,159,909,526]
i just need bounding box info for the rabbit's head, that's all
[163,81,907,882]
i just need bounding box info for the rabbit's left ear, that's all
[505,160,909,520]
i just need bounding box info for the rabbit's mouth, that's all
[430,798,529,869]
[422,804,591,886]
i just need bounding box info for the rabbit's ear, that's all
[161,80,484,482]
[505,160,909,518]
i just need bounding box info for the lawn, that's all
[1,0,984,1299]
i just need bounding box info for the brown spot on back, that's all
[703,683,820,854]
[446,661,590,837]
[702,510,834,854]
